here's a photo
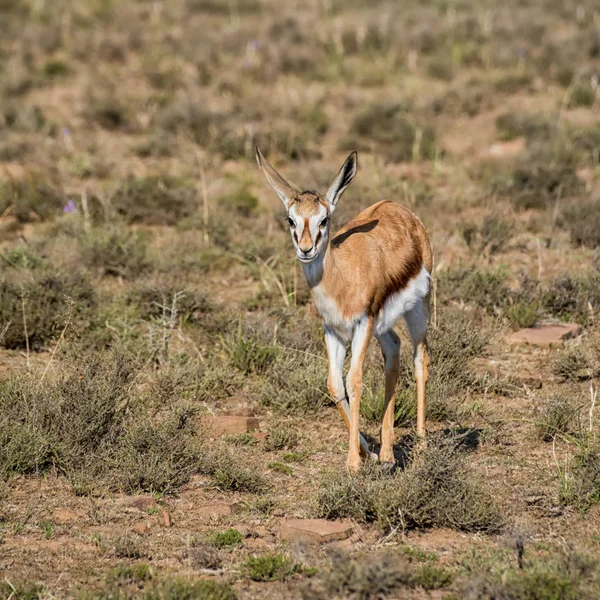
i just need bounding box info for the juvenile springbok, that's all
[256,148,432,471]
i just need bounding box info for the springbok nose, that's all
[300,246,313,255]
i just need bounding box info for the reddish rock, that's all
[507,324,582,348]
[129,496,157,510]
[206,415,260,435]
[196,502,242,518]
[133,522,151,535]
[163,510,172,527]
[52,508,81,524]
[279,519,353,544]
[253,431,268,441]
[487,138,526,158]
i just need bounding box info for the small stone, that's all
[279,519,353,544]
[507,324,582,348]
[253,431,268,441]
[487,137,526,158]
[163,510,172,527]
[206,415,260,436]
[129,496,157,510]
[196,502,242,518]
[52,508,81,524]
[133,522,151,535]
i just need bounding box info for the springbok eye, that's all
[287,217,296,228]
[319,217,328,228]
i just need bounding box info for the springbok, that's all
[256,148,432,471]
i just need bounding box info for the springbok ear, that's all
[255,147,298,209]
[325,151,357,212]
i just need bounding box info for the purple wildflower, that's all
[61,127,71,138]
[63,199,76,214]
[249,40,261,51]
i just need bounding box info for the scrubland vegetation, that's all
[1,0,600,598]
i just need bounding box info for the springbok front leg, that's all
[345,316,374,471]
[325,327,373,459]
[376,330,401,465]
[405,298,431,443]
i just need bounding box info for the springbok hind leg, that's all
[376,330,401,465]
[404,297,431,448]
[324,327,373,460]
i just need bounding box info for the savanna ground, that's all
[1,0,600,598]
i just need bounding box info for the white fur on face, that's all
[287,204,329,263]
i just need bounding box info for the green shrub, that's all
[111,176,198,225]
[210,529,243,549]
[0,264,96,349]
[243,554,298,582]
[315,440,502,533]
[534,394,579,441]
[341,102,437,163]
[81,226,149,278]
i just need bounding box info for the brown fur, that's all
[313,200,431,319]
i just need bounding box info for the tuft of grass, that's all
[0,262,96,349]
[223,320,278,376]
[268,461,294,475]
[561,199,600,249]
[0,176,64,223]
[199,447,268,494]
[560,447,600,511]
[341,102,438,163]
[535,394,580,442]
[209,528,243,549]
[0,582,44,600]
[552,347,592,382]
[108,532,147,560]
[109,563,153,583]
[81,226,149,279]
[264,423,299,452]
[111,176,198,226]
[301,551,454,599]
[457,549,596,600]
[568,82,596,108]
[314,439,502,533]
[243,553,299,582]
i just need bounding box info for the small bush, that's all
[561,199,600,249]
[111,175,198,226]
[243,554,299,582]
[495,112,551,143]
[223,320,278,376]
[0,263,96,349]
[81,226,149,278]
[0,176,64,223]
[534,394,579,441]
[314,440,502,533]
[458,550,596,600]
[560,448,600,511]
[264,423,299,452]
[568,82,596,108]
[198,447,267,493]
[109,532,147,559]
[552,347,592,382]
[0,582,44,600]
[341,103,437,163]
[438,267,508,313]
[210,529,243,549]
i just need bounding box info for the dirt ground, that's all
[1,0,600,598]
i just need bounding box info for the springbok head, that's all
[256,147,357,263]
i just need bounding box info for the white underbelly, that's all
[375,265,430,336]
